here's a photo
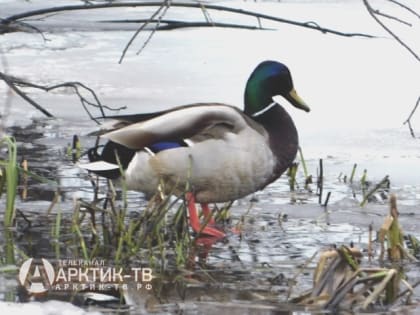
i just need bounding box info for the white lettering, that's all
[67,268,78,281]
[113,268,123,282]
[132,268,142,282]
[78,268,89,282]
[142,268,153,282]
[56,268,67,282]
[90,268,100,282]
[100,268,112,282]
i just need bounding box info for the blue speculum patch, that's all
[148,141,184,153]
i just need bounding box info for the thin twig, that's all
[198,1,214,25]
[119,1,169,63]
[388,0,420,19]
[403,96,420,137]
[363,0,419,62]
[374,9,412,26]
[0,19,48,41]
[136,0,171,56]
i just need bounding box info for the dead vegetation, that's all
[290,194,420,313]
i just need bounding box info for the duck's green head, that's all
[244,60,310,116]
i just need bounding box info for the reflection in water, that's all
[4,229,15,265]
[8,121,95,203]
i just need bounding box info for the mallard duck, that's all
[82,60,310,238]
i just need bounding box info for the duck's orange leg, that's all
[186,193,225,239]
[200,203,216,225]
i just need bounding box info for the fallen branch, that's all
[0,18,47,40]
[0,71,53,117]
[0,72,125,121]
[1,1,375,39]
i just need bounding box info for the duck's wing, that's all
[100,102,229,126]
[103,112,164,124]
[91,111,168,135]
[94,103,226,134]
[102,103,249,149]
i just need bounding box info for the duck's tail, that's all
[79,141,136,179]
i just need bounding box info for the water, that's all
[1,0,420,314]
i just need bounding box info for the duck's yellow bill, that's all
[287,88,310,112]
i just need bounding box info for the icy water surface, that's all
[4,120,420,314]
[1,0,420,314]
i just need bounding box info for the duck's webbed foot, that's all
[186,193,225,239]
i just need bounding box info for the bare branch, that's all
[403,96,420,138]
[374,9,412,26]
[101,19,269,31]
[1,1,375,39]
[0,71,54,117]
[198,1,214,25]
[388,0,420,19]
[0,73,126,121]
[135,0,172,57]
[119,1,170,63]
[363,0,419,62]
[0,18,48,41]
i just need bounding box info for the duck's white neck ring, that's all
[251,102,277,118]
